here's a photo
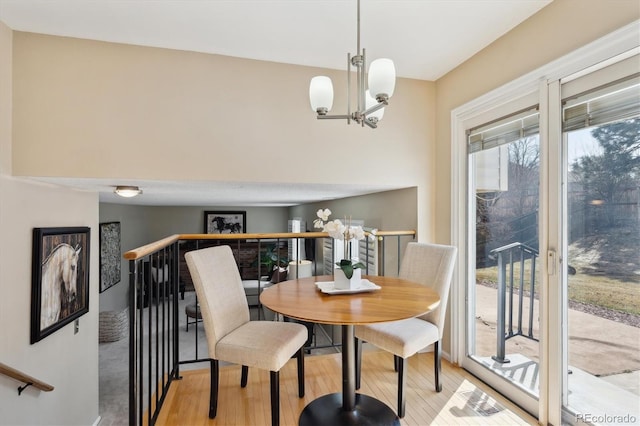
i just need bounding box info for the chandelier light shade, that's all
[368,58,396,101]
[308,0,395,129]
[114,185,142,198]
[309,76,334,114]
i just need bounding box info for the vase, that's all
[334,266,362,290]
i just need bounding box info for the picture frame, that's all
[99,222,121,293]
[31,226,90,343]
[204,211,246,234]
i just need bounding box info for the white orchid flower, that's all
[312,208,374,277]
[314,208,333,229]
[324,220,346,240]
[351,226,365,241]
[317,208,331,221]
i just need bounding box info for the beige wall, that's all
[0,19,10,174]
[0,179,100,425]
[434,0,640,244]
[12,33,437,241]
[0,21,100,425]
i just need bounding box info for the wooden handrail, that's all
[178,232,328,240]
[123,234,180,260]
[0,362,54,395]
[374,230,417,237]
[123,230,416,261]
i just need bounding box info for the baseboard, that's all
[92,415,101,426]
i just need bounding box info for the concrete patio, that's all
[473,284,639,423]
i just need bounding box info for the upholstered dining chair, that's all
[354,242,457,418]
[185,245,307,426]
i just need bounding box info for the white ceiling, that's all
[0,0,552,206]
[33,177,406,207]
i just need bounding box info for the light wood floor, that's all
[155,350,538,426]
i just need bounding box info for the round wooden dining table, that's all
[260,275,440,426]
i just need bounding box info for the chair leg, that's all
[270,371,280,426]
[434,340,442,392]
[296,347,305,397]
[209,359,219,419]
[397,357,406,418]
[355,337,362,390]
[241,365,248,388]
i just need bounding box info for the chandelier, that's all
[309,0,396,129]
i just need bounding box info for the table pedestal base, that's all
[299,393,400,426]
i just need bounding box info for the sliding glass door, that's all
[457,49,639,424]
[464,107,542,414]
[559,59,640,425]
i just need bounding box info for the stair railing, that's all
[124,235,181,426]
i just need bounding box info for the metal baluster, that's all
[397,235,401,276]
[518,248,525,335]
[128,259,138,426]
[529,254,536,338]
[492,251,509,363]
[508,249,514,337]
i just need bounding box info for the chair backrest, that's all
[185,245,250,359]
[398,242,457,338]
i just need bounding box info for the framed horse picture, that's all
[204,211,246,234]
[31,226,90,343]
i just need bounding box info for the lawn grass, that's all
[567,273,640,315]
[476,262,640,316]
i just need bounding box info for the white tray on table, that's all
[315,279,381,295]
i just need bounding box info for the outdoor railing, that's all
[123,230,415,425]
[489,242,539,364]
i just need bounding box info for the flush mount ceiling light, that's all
[309,0,395,129]
[114,185,142,198]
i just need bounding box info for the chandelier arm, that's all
[363,100,387,117]
[317,114,352,120]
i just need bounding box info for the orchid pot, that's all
[313,208,377,291]
[334,263,362,290]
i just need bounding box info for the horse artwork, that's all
[210,216,243,233]
[40,243,82,329]
[31,227,90,343]
[204,211,246,234]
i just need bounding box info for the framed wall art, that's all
[31,226,90,343]
[99,222,121,293]
[204,211,246,234]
